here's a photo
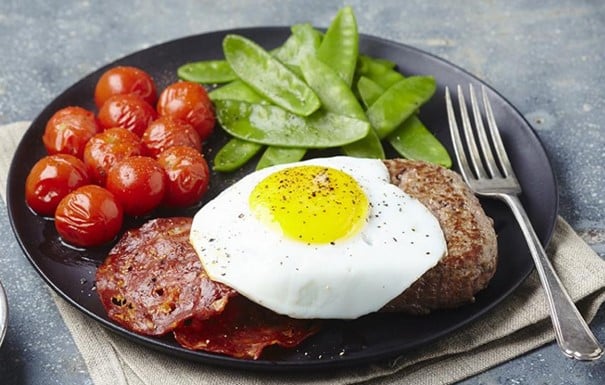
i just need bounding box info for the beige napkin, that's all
[2,121,604,385]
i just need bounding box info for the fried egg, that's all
[190,156,447,319]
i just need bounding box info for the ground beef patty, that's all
[382,159,498,314]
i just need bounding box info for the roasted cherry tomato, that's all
[55,185,123,247]
[106,156,167,216]
[94,66,157,109]
[83,127,142,185]
[157,146,210,207]
[141,116,201,158]
[98,94,157,137]
[42,106,100,158]
[156,81,215,141]
[25,154,90,217]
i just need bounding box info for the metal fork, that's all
[446,84,603,361]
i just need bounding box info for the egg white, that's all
[190,156,447,319]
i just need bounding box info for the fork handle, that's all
[501,194,603,360]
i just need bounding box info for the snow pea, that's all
[301,55,365,121]
[365,56,397,70]
[273,23,323,69]
[316,6,358,86]
[215,100,370,148]
[181,24,321,85]
[213,138,263,172]
[208,80,265,104]
[388,115,452,168]
[356,55,405,89]
[339,130,384,159]
[300,55,384,159]
[177,60,237,84]
[366,76,436,139]
[223,34,320,117]
[357,76,386,108]
[358,76,450,167]
[210,81,306,170]
[256,146,307,170]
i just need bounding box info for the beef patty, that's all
[382,159,498,314]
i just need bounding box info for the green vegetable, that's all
[358,76,450,167]
[387,115,452,168]
[366,76,436,139]
[215,100,370,148]
[339,130,384,159]
[273,23,323,69]
[364,56,397,70]
[208,80,266,104]
[316,6,358,86]
[179,7,450,172]
[256,146,307,170]
[300,55,384,158]
[356,55,405,89]
[186,24,321,86]
[209,80,305,171]
[301,55,366,121]
[223,34,321,116]
[213,138,263,172]
[177,60,237,84]
[357,76,386,108]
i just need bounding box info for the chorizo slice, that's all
[174,295,321,360]
[96,217,236,335]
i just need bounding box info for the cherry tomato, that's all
[141,116,201,158]
[94,66,157,109]
[55,185,123,247]
[157,146,210,207]
[83,127,142,185]
[25,154,90,217]
[42,106,100,158]
[106,156,167,216]
[98,94,157,137]
[156,81,215,141]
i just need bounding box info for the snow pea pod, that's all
[210,80,307,167]
[209,80,265,104]
[223,34,320,117]
[316,6,358,86]
[301,55,365,120]
[357,76,385,108]
[358,76,450,167]
[364,56,397,70]
[356,55,396,73]
[215,100,370,148]
[210,81,306,170]
[182,25,321,85]
[273,23,323,69]
[177,60,237,84]
[300,55,383,158]
[366,76,436,139]
[356,55,405,89]
[387,115,452,168]
[213,138,263,172]
[256,146,307,170]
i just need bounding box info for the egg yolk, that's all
[249,165,369,244]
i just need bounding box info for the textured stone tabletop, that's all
[0,1,604,384]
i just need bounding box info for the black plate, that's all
[6,27,558,371]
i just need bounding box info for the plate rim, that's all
[6,26,558,371]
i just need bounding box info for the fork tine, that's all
[481,86,518,180]
[469,84,501,178]
[445,87,474,183]
[457,85,488,179]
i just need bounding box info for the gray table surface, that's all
[0,0,604,384]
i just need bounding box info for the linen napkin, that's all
[2,121,604,385]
